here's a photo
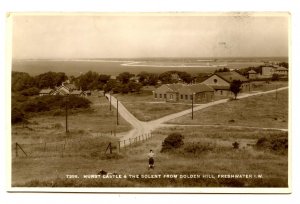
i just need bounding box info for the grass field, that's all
[169,89,288,129]
[114,92,192,121]
[12,125,288,187]
[11,85,289,187]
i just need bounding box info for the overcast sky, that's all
[12,14,289,59]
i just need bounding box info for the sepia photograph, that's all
[8,13,290,192]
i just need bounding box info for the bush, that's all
[11,108,25,124]
[161,132,184,152]
[22,100,50,112]
[256,136,288,154]
[232,141,240,149]
[20,87,40,96]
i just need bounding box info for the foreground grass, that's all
[12,126,288,187]
[12,95,131,145]
[169,89,288,129]
[115,92,191,121]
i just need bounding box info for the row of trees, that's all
[12,70,195,95]
[12,71,68,92]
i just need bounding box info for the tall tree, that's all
[117,72,134,84]
[230,80,242,100]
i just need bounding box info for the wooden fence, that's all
[13,131,154,158]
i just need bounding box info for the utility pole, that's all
[117,99,119,125]
[65,95,69,133]
[191,94,194,120]
[109,93,112,111]
[276,84,278,100]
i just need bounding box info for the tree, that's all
[12,71,35,92]
[137,72,159,86]
[117,72,134,84]
[278,62,288,69]
[128,81,142,93]
[77,71,99,90]
[272,73,280,81]
[34,71,67,89]
[159,72,173,84]
[178,71,192,83]
[230,80,242,100]
[215,67,230,73]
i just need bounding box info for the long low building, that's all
[153,83,214,103]
[201,71,249,96]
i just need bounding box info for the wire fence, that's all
[13,131,154,158]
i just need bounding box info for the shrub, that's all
[11,108,25,124]
[256,135,288,154]
[20,87,40,96]
[232,141,240,149]
[161,132,184,152]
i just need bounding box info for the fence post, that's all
[15,143,18,157]
[118,141,121,153]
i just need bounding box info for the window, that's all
[155,93,157,98]
[220,90,223,95]
[164,94,166,98]
[185,95,188,100]
[159,94,162,98]
[190,95,193,100]
[170,94,173,99]
[214,79,218,83]
[180,95,183,99]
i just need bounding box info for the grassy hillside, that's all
[169,89,288,129]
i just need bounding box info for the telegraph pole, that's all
[65,95,69,133]
[276,84,278,100]
[117,99,119,125]
[191,94,194,120]
[109,93,112,111]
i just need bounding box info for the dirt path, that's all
[161,123,288,132]
[106,86,288,146]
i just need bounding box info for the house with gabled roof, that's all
[153,83,214,103]
[248,70,258,80]
[39,88,54,96]
[201,71,249,96]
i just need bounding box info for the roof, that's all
[70,90,83,95]
[63,83,77,90]
[39,89,53,94]
[166,84,183,92]
[53,88,69,95]
[188,84,214,93]
[276,67,288,71]
[141,86,156,91]
[215,71,248,83]
[248,70,257,74]
[210,85,230,90]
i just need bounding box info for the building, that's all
[69,90,87,97]
[39,88,54,96]
[261,66,276,78]
[248,70,258,80]
[153,83,214,103]
[275,67,288,76]
[201,71,249,96]
[261,66,288,78]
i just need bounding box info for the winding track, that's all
[105,86,288,146]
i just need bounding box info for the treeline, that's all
[12,71,68,92]
[12,70,194,95]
